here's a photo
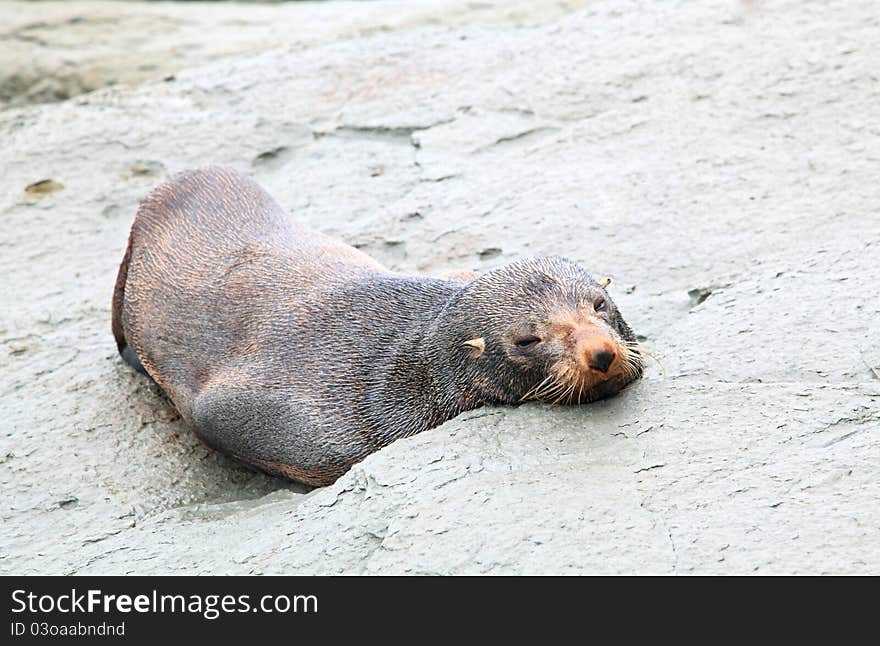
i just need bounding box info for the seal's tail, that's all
[111,235,148,375]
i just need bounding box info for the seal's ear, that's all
[598,276,612,289]
[463,337,485,358]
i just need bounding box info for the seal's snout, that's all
[566,323,618,374]
[587,347,616,373]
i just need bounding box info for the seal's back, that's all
[112,166,382,418]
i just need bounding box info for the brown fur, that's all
[112,166,643,486]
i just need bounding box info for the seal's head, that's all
[449,256,643,405]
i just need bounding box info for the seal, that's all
[112,166,644,486]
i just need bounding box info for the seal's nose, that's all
[588,348,615,373]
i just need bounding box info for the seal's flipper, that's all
[112,235,151,377]
[121,344,149,375]
[191,383,345,486]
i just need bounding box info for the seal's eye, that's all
[514,336,541,349]
[594,297,607,312]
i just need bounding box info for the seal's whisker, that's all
[553,381,575,405]
[539,380,568,401]
[623,352,642,379]
[538,366,576,404]
[531,382,557,401]
[520,374,554,402]
[625,342,664,378]
[560,384,574,403]
[530,378,558,401]
[554,369,581,405]
[570,380,581,403]
[616,343,634,379]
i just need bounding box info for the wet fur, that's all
[112,166,641,486]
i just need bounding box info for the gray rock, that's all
[0,0,594,109]
[1,0,878,575]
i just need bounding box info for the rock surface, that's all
[1,0,878,575]
[0,0,590,109]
